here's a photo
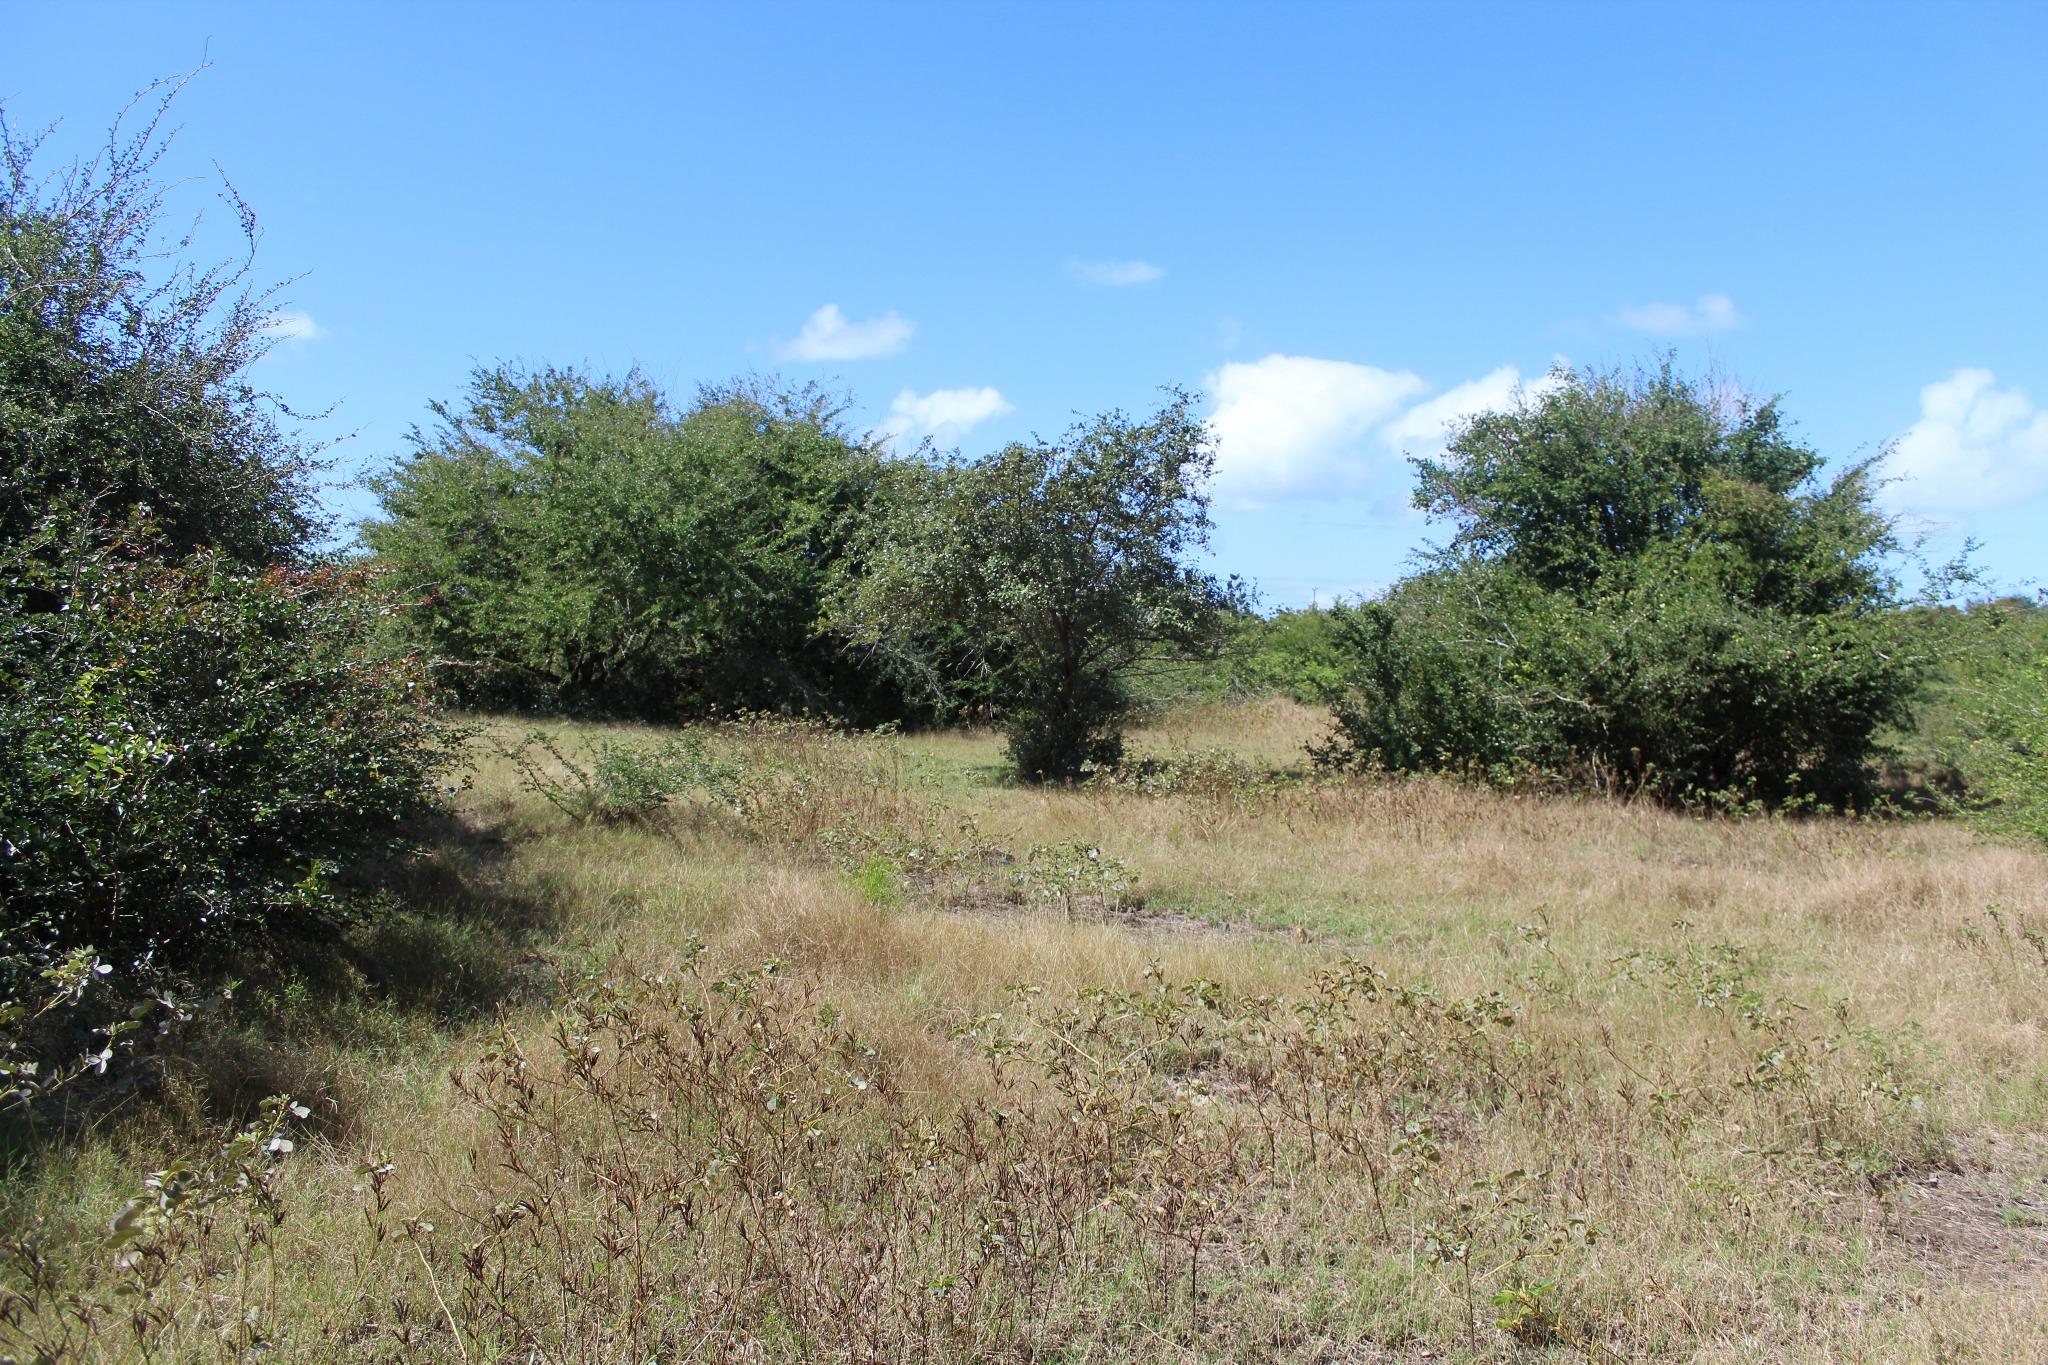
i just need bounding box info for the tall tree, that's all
[1322,362,1933,807]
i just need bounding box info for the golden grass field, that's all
[4,699,2046,1362]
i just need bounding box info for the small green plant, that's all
[848,855,902,910]
[507,730,736,825]
[1020,838,1135,918]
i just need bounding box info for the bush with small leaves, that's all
[0,537,465,983]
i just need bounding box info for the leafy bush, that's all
[367,368,912,722]
[1020,838,1136,918]
[1,77,318,565]
[1123,606,1347,712]
[837,391,1245,781]
[0,538,464,979]
[1969,640,2048,846]
[1319,363,1931,808]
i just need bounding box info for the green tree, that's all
[1322,363,1929,808]
[837,391,1244,781]
[1,76,318,564]
[366,365,907,720]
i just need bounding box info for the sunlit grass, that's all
[4,700,2046,1361]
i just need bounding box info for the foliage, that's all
[0,82,465,1123]
[366,366,908,721]
[1955,600,2048,844]
[1020,838,1136,918]
[0,536,464,980]
[506,729,738,826]
[1320,363,1930,808]
[1124,605,1347,712]
[1228,604,1349,702]
[837,391,1245,781]
[1,74,317,565]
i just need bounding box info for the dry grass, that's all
[4,699,2046,1361]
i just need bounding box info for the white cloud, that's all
[263,310,321,342]
[1205,354,1542,504]
[1614,292,1745,336]
[1382,365,1530,454]
[1067,258,1165,287]
[878,386,1013,449]
[1885,369,2048,511]
[1207,356,1427,501]
[779,304,915,361]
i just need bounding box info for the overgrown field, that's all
[4,701,2046,1362]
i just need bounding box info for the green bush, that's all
[366,367,913,722]
[1321,558,1919,806]
[0,537,464,979]
[1934,599,2048,843]
[1123,606,1347,712]
[2,80,317,565]
[1319,363,1930,809]
[837,391,1245,781]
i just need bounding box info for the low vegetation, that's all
[2,708,2045,1361]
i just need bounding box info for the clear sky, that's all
[11,1,2046,605]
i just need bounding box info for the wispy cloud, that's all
[263,310,321,342]
[1613,292,1745,336]
[1205,355,1551,504]
[779,304,915,361]
[1066,258,1165,287]
[878,386,1013,449]
[1884,368,2048,512]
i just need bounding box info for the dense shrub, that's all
[366,367,912,722]
[836,392,1245,781]
[0,536,463,979]
[1319,363,1930,808]
[0,81,464,1018]
[1915,596,2048,842]
[1321,556,1920,805]
[1123,606,1348,712]
[1,79,317,565]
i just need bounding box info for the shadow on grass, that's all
[0,810,567,1169]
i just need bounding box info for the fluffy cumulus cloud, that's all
[1613,292,1745,336]
[1066,258,1165,287]
[1885,369,2048,512]
[1205,355,1543,504]
[779,304,915,362]
[263,310,321,342]
[878,386,1013,449]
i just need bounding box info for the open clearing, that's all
[7,700,2047,1362]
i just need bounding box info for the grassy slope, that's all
[3,700,2046,1362]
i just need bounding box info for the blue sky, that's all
[11,1,2047,604]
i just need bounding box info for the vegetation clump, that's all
[0,83,459,1101]
[1317,362,1934,809]
[838,390,1245,782]
[366,367,915,722]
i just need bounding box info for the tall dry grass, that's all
[3,700,2045,1361]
